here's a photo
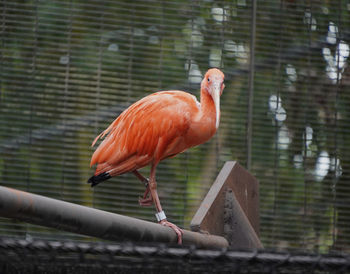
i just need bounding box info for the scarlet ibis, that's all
[88,68,225,244]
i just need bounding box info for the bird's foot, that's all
[138,196,153,207]
[138,185,152,207]
[159,220,183,244]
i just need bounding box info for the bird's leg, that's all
[133,170,149,188]
[132,170,153,207]
[148,165,183,244]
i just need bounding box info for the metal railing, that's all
[0,161,261,250]
[0,185,228,249]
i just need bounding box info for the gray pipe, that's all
[0,186,228,249]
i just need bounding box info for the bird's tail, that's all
[87,172,111,187]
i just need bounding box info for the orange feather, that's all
[90,69,225,179]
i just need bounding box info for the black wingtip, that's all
[87,172,112,187]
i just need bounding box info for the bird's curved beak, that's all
[212,84,221,129]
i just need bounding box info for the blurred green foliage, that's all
[0,0,349,252]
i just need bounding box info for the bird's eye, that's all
[207,77,210,82]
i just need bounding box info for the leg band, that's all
[155,210,167,222]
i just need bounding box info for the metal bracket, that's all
[190,161,263,249]
[224,188,262,248]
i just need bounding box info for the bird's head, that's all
[201,68,225,129]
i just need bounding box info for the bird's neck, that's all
[184,88,218,148]
[200,88,217,122]
[197,87,217,135]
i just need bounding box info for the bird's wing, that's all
[90,91,197,174]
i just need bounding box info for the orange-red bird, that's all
[88,68,225,244]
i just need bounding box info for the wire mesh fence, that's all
[1,0,350,263]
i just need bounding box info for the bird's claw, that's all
[138,197,153,207]
[138,183,152,207]
[159,220,183,244]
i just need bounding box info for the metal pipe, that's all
[0,186,228,249]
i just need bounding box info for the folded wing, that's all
[90,91,196,176]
